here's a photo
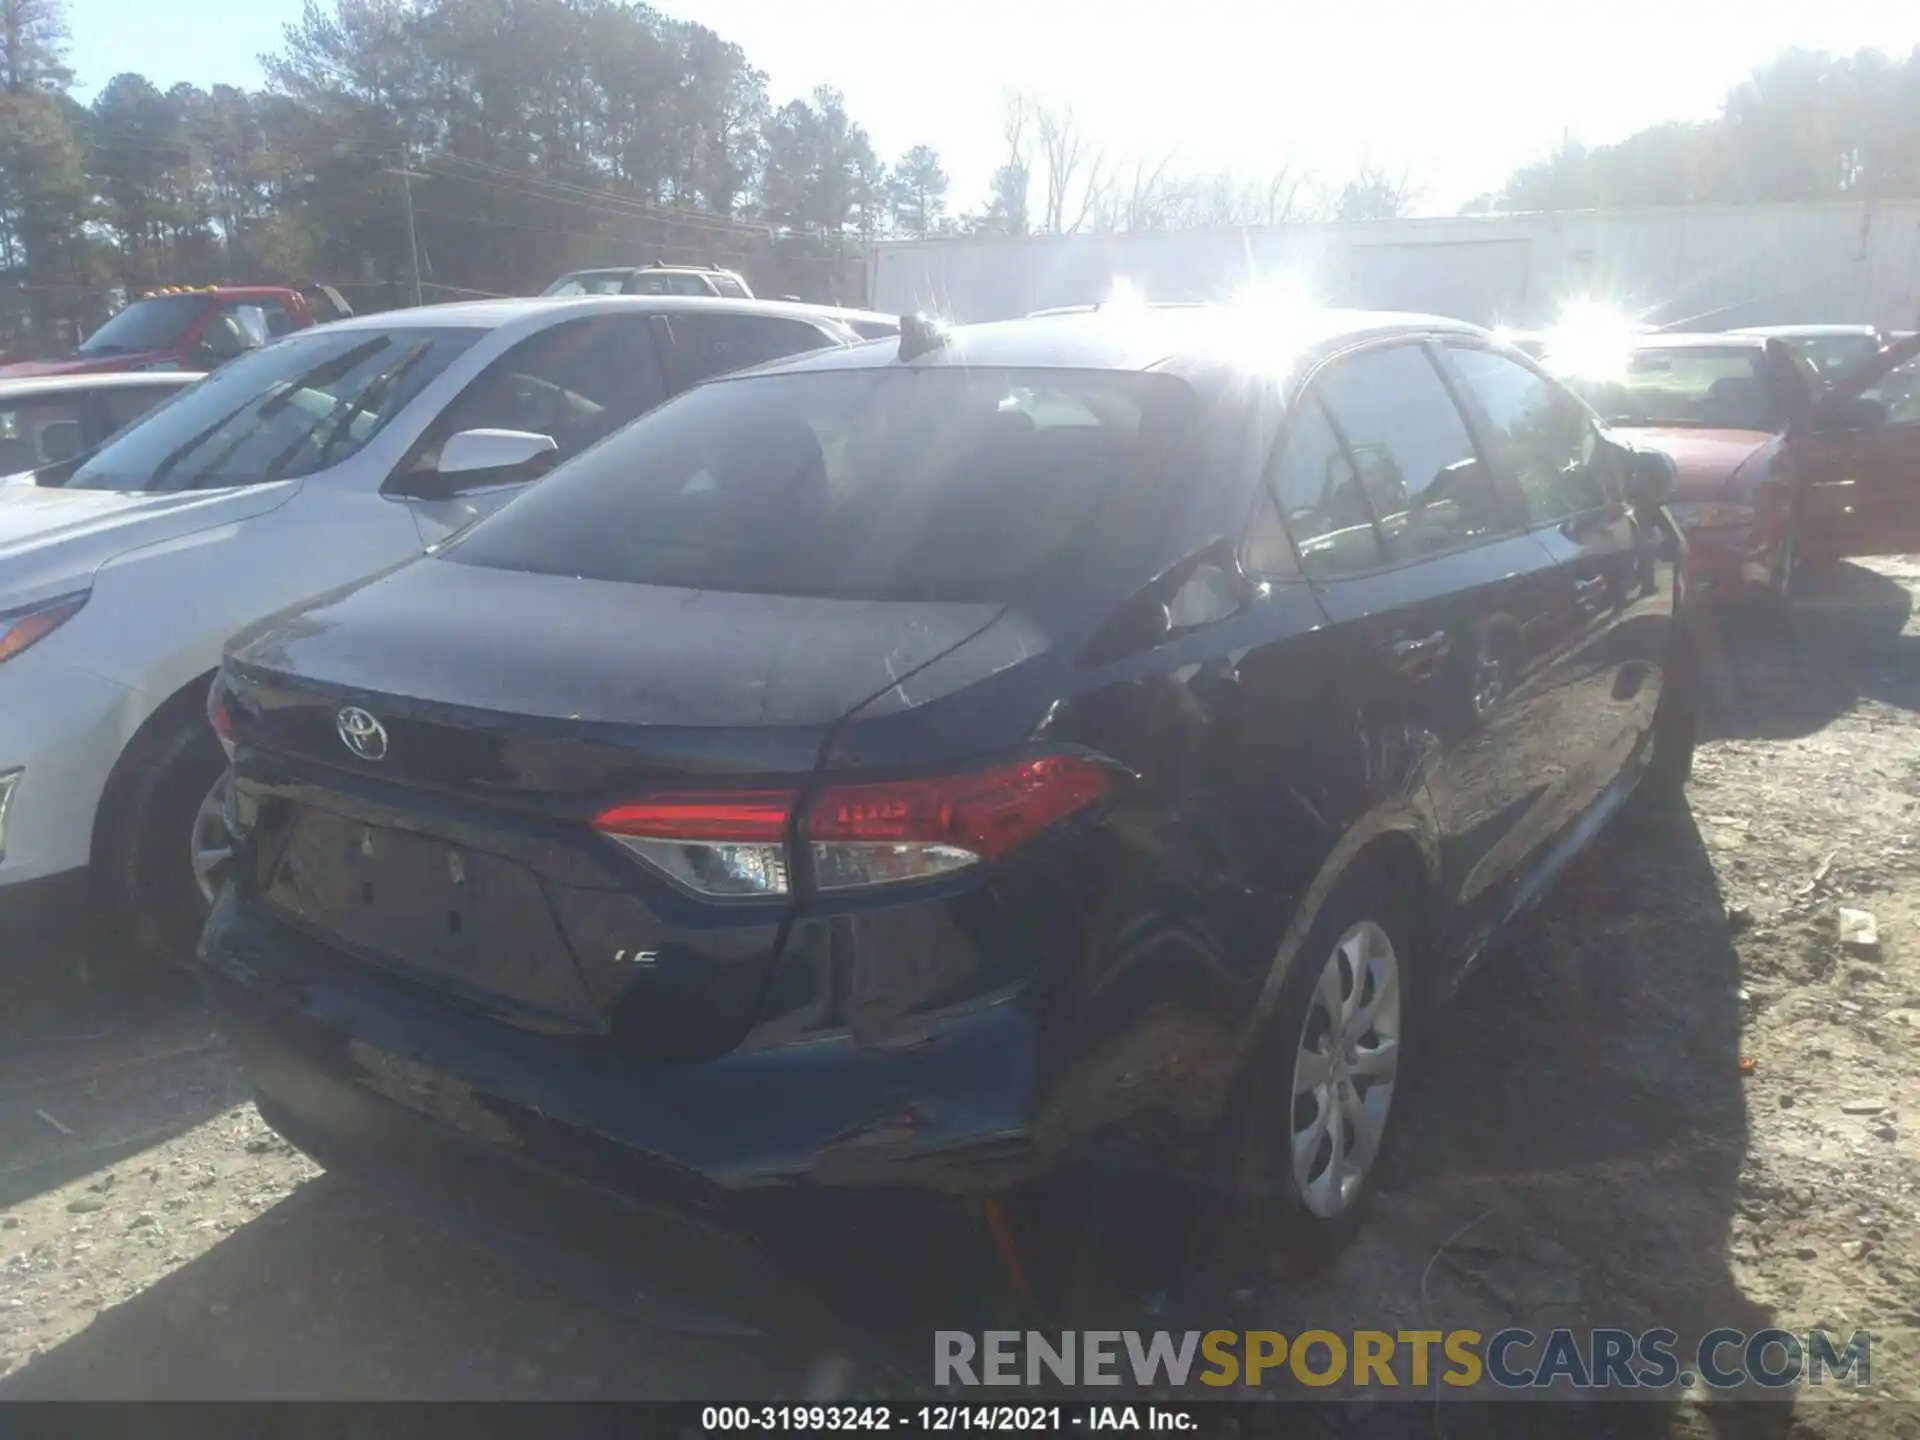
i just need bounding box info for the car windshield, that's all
[1569,346,1783,430]
[447,366,1195,602]
[541,272,629,297]
[67,326,484,493]
[1779,333,1882,381]
[77,294,208,356]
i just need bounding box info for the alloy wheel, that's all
[189,771,235,907]
[1289,920,1402,1218]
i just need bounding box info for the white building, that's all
[867,199,1920,331]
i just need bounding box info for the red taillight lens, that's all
[592,758,1111,899]
[207,676,236,757]
[594,792,792,844]
[805,755,1111,892]
[807,756,1110,859]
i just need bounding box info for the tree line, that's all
[0,0,964,337]
[2,0,1919,347]
[1469,48,1920,212]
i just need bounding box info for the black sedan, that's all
[201,307,1694,1324]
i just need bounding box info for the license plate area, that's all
[267,807,602,1029]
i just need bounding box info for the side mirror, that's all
[1817,396,1888,433]
[393,428,559,501]
[1628,449,1676,507]
[438,427,559,478]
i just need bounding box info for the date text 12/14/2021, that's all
[700,1406,1199,1431]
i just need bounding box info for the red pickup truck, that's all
[0,284,352,379]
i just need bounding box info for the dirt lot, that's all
[1,561,1918,1431]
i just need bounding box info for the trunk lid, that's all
[226,556,1006,1057]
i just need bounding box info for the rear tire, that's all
[1185,862,1417,1290]
[1634,622,1699,812]
[94,702,232,971]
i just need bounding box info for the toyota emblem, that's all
[336,705,389,762]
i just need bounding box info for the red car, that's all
[1560,330,1920,601]
[0,285,349,380]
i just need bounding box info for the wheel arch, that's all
[88,664,220,867]
[1237,812,1444,1074]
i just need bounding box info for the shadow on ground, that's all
[1700,560,1918,743]
[0,1171,817,1400]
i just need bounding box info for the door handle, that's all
[1573,575,1608,605]
[1391,629,1451,661]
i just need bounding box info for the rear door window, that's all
[1268,394,1384,577]
[1313,344,1506,561]
[651,314,839,391]
[447,367,1195,602]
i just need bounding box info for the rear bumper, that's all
[200,894,1043,1321]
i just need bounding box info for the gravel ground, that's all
[1,560,1918,1432]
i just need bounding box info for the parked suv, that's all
[542,264,756,299]
[203,307,1693,1319]
[0,296,880,965]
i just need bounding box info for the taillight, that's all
[207,675,236,758]
[805,756,1111,892]
[595,791,793,898]
[592,756,1111,900]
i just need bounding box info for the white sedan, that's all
[0,295,887,965]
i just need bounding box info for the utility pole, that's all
[383,152,427,308]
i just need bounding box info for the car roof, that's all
[0,371,199,397]
[323,295,888,333]
[561,264,744,278]
[729,306,1485,379]
[1732,324,1880,338]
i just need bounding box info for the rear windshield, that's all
[68,326,483,492]
[447,367,1194,602]
[79,294,207,356]
[542,272,629,297]
[624,272,714,296]
[1570,346,1783,430]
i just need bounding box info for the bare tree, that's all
[1257,164,1312,225]
[1036,101,1106,233]
[981,88,1034,234]
[1112,151,1181,232]
[1333,160,1417,221]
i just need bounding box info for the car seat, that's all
[1700,376,1768,429]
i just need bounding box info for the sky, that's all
[71,0,1920,215]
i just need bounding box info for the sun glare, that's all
[1542,300,1642,381]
